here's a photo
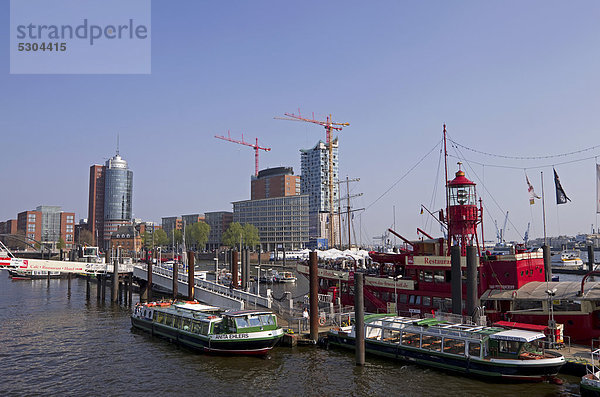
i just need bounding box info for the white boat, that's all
[273,271,297,283]
[552,250,584,269]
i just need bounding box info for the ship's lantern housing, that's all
[448,163,480,253]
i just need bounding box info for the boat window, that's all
[247,316,261,327]
[423,296,431,306]
[432,297,442,309]
[553,300,582,312]
[191,320,202,334]
[424,271,433,282]
[235,317,250,328]
[399,294,408,304]
[164,314,174,327]
[153,311,157,320]
[434,271,445,283]
[498,340,520,355]
[381,292,390,301]
[156,312,165,324]
[443,338,465,355]
[468,342,481,358]
[418,270,424,281]
[421,335,442,351]
[382,328,401,343]
[259,315,275,326]
[514,300,543,311]
[415,296,421,305]
[181,318,192,331]
[401,332,421,347]
[409,295,415,304]
[201,322,210,335]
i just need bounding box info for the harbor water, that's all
[0,270,583,396]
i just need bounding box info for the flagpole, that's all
[541,171,547,246]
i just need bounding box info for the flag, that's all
[554,168,570,204]
[596,164,600,213]
[525,173,541,205]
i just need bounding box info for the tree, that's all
[185,221,210,251]
[222,222,260,249]
[169,229,183,245]
[242,223,259,249]
[153,229,169,247]
[142,231,153,249]
[222,222,244,248]
[78,229,94,246]
[56,237,66,250]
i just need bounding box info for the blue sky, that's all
[1,1,600,245]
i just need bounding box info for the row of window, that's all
[372,328,481,357]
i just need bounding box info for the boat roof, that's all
[489,329,545,342]
[481,281,600,301]
[173,302,220,312]
[225,310,274,317]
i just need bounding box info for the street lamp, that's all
[546,287,558,347]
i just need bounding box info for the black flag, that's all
[554,168,570,204]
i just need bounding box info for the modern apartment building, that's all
[232,195,309,251]
[15,206,75,250]
[161,216,182,237]
[300,138,339,246]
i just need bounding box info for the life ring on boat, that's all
[512,290,517,298]
[318,317,326,326]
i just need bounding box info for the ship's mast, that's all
[443,124,451,254]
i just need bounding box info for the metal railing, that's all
[134,264,271,308]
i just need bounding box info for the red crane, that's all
[215,131,271,177]
[275,110,350,247]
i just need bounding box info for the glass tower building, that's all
[103,153,133,249]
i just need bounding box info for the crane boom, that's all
[215,131,271,177]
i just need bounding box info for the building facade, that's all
[300,139,339,246]
[251,167,300,200]
[161,216,182,237]
[182,214,205,226]
[17,210,41,248]
[87,164,105,246]
[15,207,75,251]
[110,225,142,257]
[233,195,309,251]
[103,153,133,249]
[205,211,233,251]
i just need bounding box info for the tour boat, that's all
[131,301,284,355]
[552,250,584,270]
[297,127,600,344]
[8,269,62,279]
[273,271,297,283]
[328,315,565,381]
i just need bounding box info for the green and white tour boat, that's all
[328,315,565,381]
[132,301,284,355]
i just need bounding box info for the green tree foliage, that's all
[153,229,169,247]
[222,222,260,249]
[185,221,210,250]
[242,223,259,248]
[169,229,183,245]
[222,222,244,248]
[78,229,94,246]
[56,237,66,250]
[142,231,153,249]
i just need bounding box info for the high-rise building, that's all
[300,139,339,246]
[102,153,133,249]
[88,164,105,246]
[251,167,300,200]
[16,206,75,250]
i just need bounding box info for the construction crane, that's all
[275,110,349,247]
[494,211,510,244]
[215,131,271,177]
[524,222,531,246]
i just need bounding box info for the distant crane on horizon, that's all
[215,131,271,177]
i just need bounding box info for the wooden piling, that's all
[96,274,101,300]
[466,245,478,317]
[67,272,72,295]
[588,245,595,273]
[86,275,91,300]
[172,260,179,299]
[309,251,318,342]
[450,245,462,315]
[543,245,552,282]
[232,250,239,288]
[112,257,119,303]
[101,274,106,302]
[147,260,153,302]
[188,251,195,300]
[128,274,133,305]
[355,272,365,366]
